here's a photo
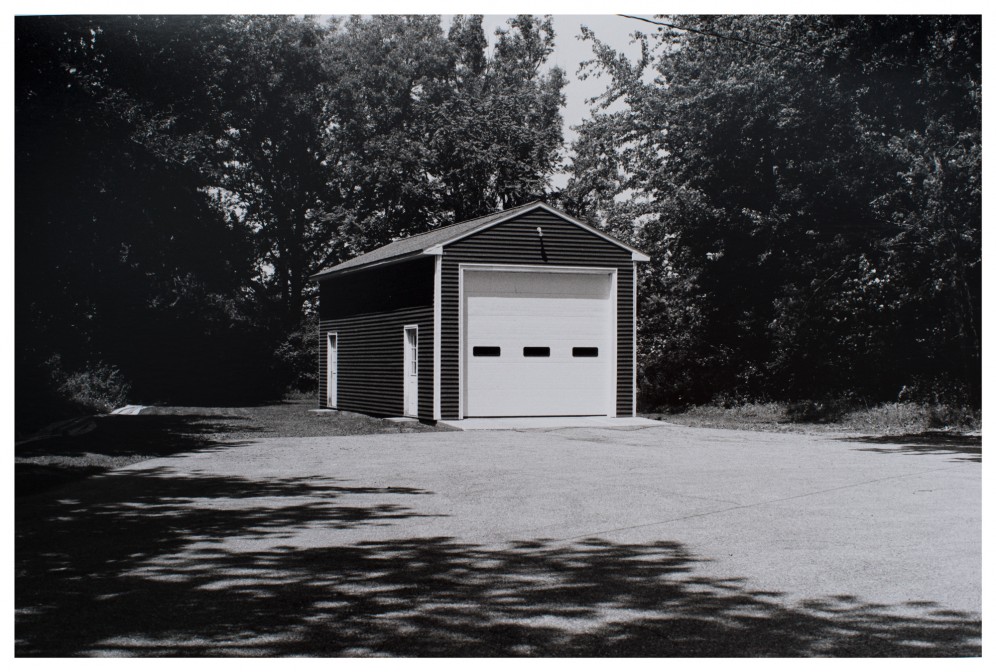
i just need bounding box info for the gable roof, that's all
[310,201,649,280]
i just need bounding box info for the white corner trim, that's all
[433,256,442,421]
[632,251,650,262]
[632,261,638,417]
[609,268,618,418]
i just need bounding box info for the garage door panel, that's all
[465,318,609,336]
[465,271,611,299]
[464,269,613,417]
[468,347,605,360]
[467,298,608,319]
[468,310,606,325]
[468,320,607,345]
[468,311,609,339]
[469,391,605,417]
[469,370,607,391]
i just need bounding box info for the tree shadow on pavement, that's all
[16,465,981,657]
[15,414,258,497]
[842,432,981,463]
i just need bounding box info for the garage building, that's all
[311,201,649,420]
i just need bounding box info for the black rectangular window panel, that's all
[473,346,501,357]
[523,347,550,357]
[573,347,599,357]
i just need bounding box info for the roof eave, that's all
[309,250,425,282]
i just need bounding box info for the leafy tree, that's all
[16,14,568,427]
[567,15,980,407]
[205,16,342,329]
[16,16,271,427]
[150,14,566,328]
[321,14,566,257]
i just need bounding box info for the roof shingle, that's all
[310,200,648,279]
[310,201,543,279]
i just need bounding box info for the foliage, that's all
[16,16,266,422]
[566,15,981,408]
[16,355,130,432]
[272,316,320,394]
[320,15,565,266]
[15,15,566,429]
[57,361,132,414]
[653,399,980,434]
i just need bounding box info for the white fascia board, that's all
[632,260,638,417]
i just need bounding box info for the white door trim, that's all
[403,325,419,418]
[458,263,617,419]
[326,332,338,409]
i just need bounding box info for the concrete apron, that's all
[440,415,667,431]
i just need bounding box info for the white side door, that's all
[403,326,418,417]
[326,333,338,408]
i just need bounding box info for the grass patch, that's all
[648,400,981,436]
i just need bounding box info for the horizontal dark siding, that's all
[618,262,635,415]
[318,257,434,419]
[440,209,636,419]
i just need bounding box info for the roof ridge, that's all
[397,200,541,244]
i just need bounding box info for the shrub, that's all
[272,317,319,394]
[835,401,979,433]
[926,403,980,430]
[58,361,131,413]
[785,399,850,424]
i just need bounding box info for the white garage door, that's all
[463,269,613,417]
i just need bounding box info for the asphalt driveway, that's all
[16,423,981,656]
